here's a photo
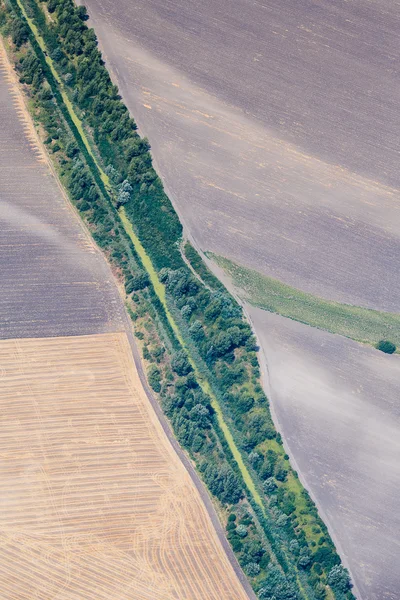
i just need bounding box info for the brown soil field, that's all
[249,308,400,600]
[0,39,125,339]
[0,331,250,600]
[78,0,400,312]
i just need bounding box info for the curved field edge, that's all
[0,333,251,600]
[1,2,355,598]
[210,253,400,349]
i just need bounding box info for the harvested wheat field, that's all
[0,331,249,600]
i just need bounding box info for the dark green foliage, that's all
[258,565,299,600]
[200,462,243,504]
[376,339,396,354]
[11,17,29,47]
[171,350,192,376]
[4,1,355,595]
[147,365,161,393]
[125,271,149,293]
[328,565,352,593]
[313,546,341,571]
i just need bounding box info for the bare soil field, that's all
[78,0,400,312]
[0,332,249,599]
[0,40,125,338]
[249,308,400,600]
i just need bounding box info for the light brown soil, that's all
[0,332,249,600]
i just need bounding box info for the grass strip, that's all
[211,253,400,348]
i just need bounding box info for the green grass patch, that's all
[211,254,400,347]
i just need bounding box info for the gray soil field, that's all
[0,52,125,338]
[78,0,400,312]
[249,308,400,600]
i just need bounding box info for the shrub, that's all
[376,340,396,354]
[147,365,161,393]
[263,477,277,494]
[236,524,248,538]
[171,351,192,376]
[328,565,352,593]
[244,562,260,577]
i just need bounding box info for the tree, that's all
[263,477,277,494]
[126,272,149,293]
[328,565,352,593]
[236,524,248,538]
[190,404,210,429]
[245,562,260,577]
[171,351,192,376]
[258,565,298,600]
[11,19,29,48]
[376,340,396,354]
[147,365,161,393]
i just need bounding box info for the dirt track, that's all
[78,0,400,312]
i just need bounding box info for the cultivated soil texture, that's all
[0,40,125,339]
[0,40,252,599]
[78,0,400,312]
[249,308,400,600]
[0,332,249,600]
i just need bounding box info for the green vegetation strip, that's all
[15,0,111,189]
[14,0,263,511]
[211,254,400,347]
[4,0,356,594]
[120,210,264,509]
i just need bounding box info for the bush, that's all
[244,562,260,577]
[147,365,161,393]
[376,339,396,354]
[263,477,277,494]
[171,350,192,376]
[236,524,248,538]
[328,565,352,593]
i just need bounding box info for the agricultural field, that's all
[78,0,400,313]
[0,332,249,600]
[0,40,125,338]
[0,36,252,599]
[249,308,400,600]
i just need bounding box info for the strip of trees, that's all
[1,2,354,598]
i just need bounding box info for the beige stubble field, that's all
[0,332,249,600]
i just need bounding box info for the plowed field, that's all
[0,39,124,339]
